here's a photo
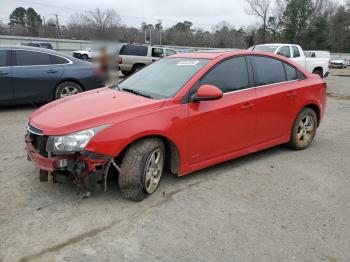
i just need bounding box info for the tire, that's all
[81,54,88,61]
[313,69,323,78]
[119,138,165,202]
[131,64,144,73]
[55,81,83,100]
[287,108,318,150]
[121,71,131,77]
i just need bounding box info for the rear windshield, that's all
[252,45,279,53]
[118,58,209,99]
[120,45,148,56]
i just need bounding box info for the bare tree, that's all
[245,0,271,43]
[86,8,121,32]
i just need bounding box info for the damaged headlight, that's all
[46,125,109,153]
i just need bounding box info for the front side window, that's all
[14,50,50,66]
[118,58,209,99]
[0,50,8,67]
[152,48,164,58]
[251,56,286,86]
[166,49,177,56]
[292,46,300,58]
[199,57,249,93]
[277,46,291,58]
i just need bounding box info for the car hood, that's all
[29,87,164,135]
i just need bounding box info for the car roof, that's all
[1,44,58,53]
[0,45,84,63]
[170,49,287,60]
[171,50,240,59]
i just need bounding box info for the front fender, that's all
[85,102,188,161]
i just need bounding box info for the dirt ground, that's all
[0,69,349,262]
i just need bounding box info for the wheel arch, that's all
[53,79,84,99]
[312,67,323,76]
[295,103,321,127]
[115,134,180,176]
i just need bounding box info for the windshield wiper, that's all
[121,88,153,99]
[109,84,121,91]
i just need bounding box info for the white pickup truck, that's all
[118,45,177,76]
[250,44,329,78]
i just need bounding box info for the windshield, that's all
[118,58,209,99]
[252,45,279,53]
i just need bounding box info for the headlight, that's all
[46,125,109,153]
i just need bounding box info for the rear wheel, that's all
[81,54,88,61]
[131,64,145,74]
[119,138,165,201]
[288,108,318,150]
[55,81,83,100]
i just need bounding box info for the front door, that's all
[11,49,63,102]
[188,56,256,164]
[0,49,13,101]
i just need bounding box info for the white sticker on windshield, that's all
[176,61,199,66]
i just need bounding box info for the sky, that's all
[0,0,257,31]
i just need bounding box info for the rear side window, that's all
[292,46,300,58]
[14,50,50,66]
[50,54,69,64]
[200,57,249,93]
[119,45,148,56]
[277,46,291,58]
[284,63,298,81]
[251,56,286,86]
[0,50,8,67]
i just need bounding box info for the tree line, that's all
[0,0,349,52]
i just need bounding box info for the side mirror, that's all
[191,84,223,102]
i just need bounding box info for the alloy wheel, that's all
[144,148,164,194]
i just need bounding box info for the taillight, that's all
[118,57,122,64]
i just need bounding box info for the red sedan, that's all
[26,50,327,201]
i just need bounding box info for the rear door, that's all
[250,55,299,145]
[0,49,13,101]
[12,49,63,102]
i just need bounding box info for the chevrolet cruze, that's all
[25,50,327,201]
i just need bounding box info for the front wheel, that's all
[119,138,165,201]
[287,108,318,150]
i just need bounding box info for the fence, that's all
[0,35,92,55]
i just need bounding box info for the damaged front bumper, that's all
[25,133,115,194]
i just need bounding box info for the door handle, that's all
[0,71,9,75]
[286,91,297,98]
[240,103,254,111]
[46,69,58,73]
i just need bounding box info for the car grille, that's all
[27,123,48,156]
[27,123,43,135]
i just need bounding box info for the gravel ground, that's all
[0,69,349,262]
